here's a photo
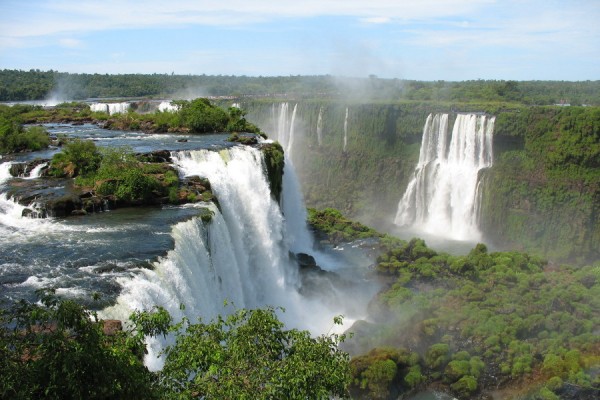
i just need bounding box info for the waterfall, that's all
[158,101,179,112]
[107,102,130,115]
[90,103,108,113]
[102,146,340,369]
[271,103,313,253]
[316,106,323,146]
[90,102,130,115]
[0,162,12,185]
[23,162,47,180]
[273,102,299,161]
[343,107,349,152]
[394,113,494,241]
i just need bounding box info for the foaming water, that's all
[395,113,494,241]
[101,146,378,369]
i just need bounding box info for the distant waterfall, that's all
[273,102,298,161]
[343,107,349,152]
[394,113,494,241]
[158,101,179,112]
[316,106,323,146]
[90,102,130,115]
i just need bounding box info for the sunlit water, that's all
[1,124,379,369]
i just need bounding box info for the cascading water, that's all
[343,107,349,152]
[394,113,494,241]
[0,162,12,184]
[90,102,130,115]
[270,103,314,253]
[22,162,47,180]
[102,146,341,369]
[273,102,298,160]
[158,101,179,112]
[316,106,323,146]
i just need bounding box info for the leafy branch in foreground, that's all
[1,292,351,399]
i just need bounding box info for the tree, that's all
[0,291,157,400]
[158,307,351,399]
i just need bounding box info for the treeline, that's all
[1,69,599,106]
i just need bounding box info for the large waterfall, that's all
[394,113,494,241]
[102,146,339,369]
[270,103,314,253]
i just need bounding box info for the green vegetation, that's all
[261,142,285,202]
[481,106,600,263]
[49,141,179,205]
[1,292,351,399]
[243,100,599,264]
[1,69,599,106]
[160,307,350,399]
[307,207,380,244]
[349,238,600,398]
[0,105,50,154]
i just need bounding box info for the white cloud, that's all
[360,17,392,24]
[1,0,492,38]
[59,38,83,48]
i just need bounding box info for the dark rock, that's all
[137,150,172,163]
[70,209,87,216]
[102,320,122,336]
[296,252,317,268]
[176,138,188,143]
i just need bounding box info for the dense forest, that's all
[1,69,599,106]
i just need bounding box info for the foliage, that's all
[1,294,351,400]
[49,139,102,177]
[307,207,381,244]
[347,230,600,398]
[0,105,50,154]
[0,291,157,400]
[158,307,351,399]
[1,69,599,106]
[261,142,285,201]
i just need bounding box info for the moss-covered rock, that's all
[260,142,285,202]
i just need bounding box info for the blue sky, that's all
[0,0,598,81]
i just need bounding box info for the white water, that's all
[158,101,179,112]
[102,146,354,369]
[273,102,298,161]
[23,163,47,179]
[343,107,349,152]
[0,162,12,185]
[316,106,324,146]
[271,103,314,254]
[394,113,494,241]
[90,103,108,113]
[90,102,130,115]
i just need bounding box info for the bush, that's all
[50,139,102,177]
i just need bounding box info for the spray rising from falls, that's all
[394,113,494,241]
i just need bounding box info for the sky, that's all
[0,0,598,81]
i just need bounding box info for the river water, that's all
[0,124,380,369]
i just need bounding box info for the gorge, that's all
[0,97,598,399]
